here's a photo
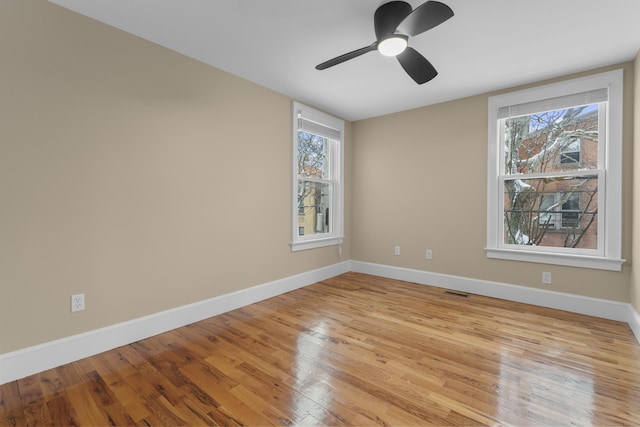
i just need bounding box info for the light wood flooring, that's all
[1,272,639,426]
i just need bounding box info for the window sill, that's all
[291,236,344,252]
[485,248,625,271]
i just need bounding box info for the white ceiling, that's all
[50,0,640,121]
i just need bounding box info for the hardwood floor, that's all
[2,272,639,426]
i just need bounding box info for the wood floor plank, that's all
[46,394,78,426]
[1,272,639,426]
[64,383,111,426]
[0,379,25,427]
[104,376,153,423]
[179,362,268,425]
[14,374,54,426]
[179,386,245,426]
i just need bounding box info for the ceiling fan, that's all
[315,1,454,84]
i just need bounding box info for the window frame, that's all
[291,101,344,252]
[486,70,624,271]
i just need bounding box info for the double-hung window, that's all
[291,101,344,251]
[486,70,624,271]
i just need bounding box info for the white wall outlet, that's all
[426,249,433,260]
[542,272,552,285]
[71,293,85,312]
[394,246,401,256]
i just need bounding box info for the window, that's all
[539,193,556,227]
[560,138,581,165]
[291,101,344,251]
[487,70,624,271]
[539,192,589,231]
[560,192,581,229]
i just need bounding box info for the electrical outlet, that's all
[542,272,552,285]
[394,246,401,256]
[71,293,85,312]
[426,249,433,260]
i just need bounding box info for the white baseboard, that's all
[2,259,638,385]
[0,261,351,385]
[352,261,638,339]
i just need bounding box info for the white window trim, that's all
[291,101,344,251]
[486,70,624,271]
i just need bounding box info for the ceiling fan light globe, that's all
[378,36,408,56]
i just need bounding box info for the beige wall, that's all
[0,1,351,354]
[632,51,640,313]
[1,1,636,358]
[352,63,634,303]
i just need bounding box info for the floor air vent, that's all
[444,290,469,298]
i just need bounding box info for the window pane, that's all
[560,138,581,165]
[561,193,581,228]
[539,194,556,226]
[297,131,329,179]
[504,104,598,175]
[503,175,598,249]
[297,180,331,236]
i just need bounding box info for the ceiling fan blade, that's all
[315,43,377,70]
[374,1,412,40]
[396,47,438,84]
[397,1,454,37]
